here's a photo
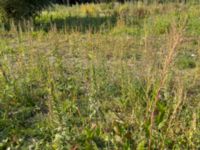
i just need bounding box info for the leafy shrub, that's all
[0,0,52,20]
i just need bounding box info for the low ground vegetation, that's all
[0,2,200,149]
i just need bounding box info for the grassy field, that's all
[0,2,200,149]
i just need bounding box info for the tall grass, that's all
[0,2,200,149]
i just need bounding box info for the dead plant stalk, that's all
[148,28,183,150]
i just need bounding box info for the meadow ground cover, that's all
[0,2,200,149]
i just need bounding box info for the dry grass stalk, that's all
[148,23,185,150]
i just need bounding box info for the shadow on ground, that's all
[34,15,117,32]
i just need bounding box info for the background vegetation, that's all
[0,1,200,150]
[0,0,200,20]
[0,0,52,20]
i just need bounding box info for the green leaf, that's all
[137,140,146,150]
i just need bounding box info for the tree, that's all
[0,0,52,20]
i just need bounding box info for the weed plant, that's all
[0,2,200,149]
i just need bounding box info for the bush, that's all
[0,0,52,20]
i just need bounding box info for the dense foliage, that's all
[0,0,52,20]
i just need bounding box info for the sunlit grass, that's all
[0,2,200,149]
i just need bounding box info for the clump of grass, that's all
[176,51,197,69]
